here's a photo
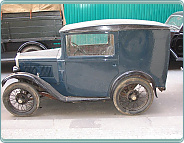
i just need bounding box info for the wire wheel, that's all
[3,82,40,116]
[113,77,154,115]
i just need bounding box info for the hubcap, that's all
[18,99,23,104]
[16,93,29,105]
[127,90,139,101]
[119,83,149,112]
[131,95,137,101]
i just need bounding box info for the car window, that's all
[166,15,183,30]
[66,34,114,56]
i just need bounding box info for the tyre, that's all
[113,77,154,115]
[3,82,40,116]
[21,45,42,53]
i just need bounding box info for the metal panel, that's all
[65,4,183,24]
[1,11,63,41]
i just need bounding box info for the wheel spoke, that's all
[118,82,150,112]
[10,98,16,102]
[21,105,24,111]
[18,104,20,110]
[7,87,36,113]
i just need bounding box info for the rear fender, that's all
[110,71,158,98]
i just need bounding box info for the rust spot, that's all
[39,92,57,100]
[158,87,166,92]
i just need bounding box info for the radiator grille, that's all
[24,66,53,77]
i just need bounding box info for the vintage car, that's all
[165,11,183,61]
[2,19,170,116]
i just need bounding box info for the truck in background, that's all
[1,4,66,62]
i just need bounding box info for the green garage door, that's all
[64,4,183,24]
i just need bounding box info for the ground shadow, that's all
[168,61,183,70]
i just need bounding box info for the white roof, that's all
[59,19,168,32]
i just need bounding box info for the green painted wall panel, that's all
[64,4,183,24]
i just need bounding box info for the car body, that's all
[165,11,183,61]
[2,19,170,116]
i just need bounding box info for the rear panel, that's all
[118,29,170,87]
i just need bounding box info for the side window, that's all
[66,34,114,56]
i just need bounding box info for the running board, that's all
[39,91,110,102]
[65,96,110,102]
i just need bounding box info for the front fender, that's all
[2,72,66,101]
[2,72,37,87]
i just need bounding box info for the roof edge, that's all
[59,19,169,33]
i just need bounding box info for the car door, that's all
[65,32,119,97]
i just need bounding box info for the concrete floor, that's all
[1,62,183,140]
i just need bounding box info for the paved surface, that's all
[1,62,183,140]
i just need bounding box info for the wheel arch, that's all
[17,41,47,53]
[109,71,158,98]
[2,72,66,101]
[2,72,40,87]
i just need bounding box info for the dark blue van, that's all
[2,19,170,116]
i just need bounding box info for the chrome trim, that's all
[15,53,20,67]
[170,48,179,59]
[13,66,20,73]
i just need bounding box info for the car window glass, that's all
[166,15,183,30]
[66,34,114,56]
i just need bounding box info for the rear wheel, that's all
[3,82,40,116]
[113,77,154,115]
[21,45,42,53]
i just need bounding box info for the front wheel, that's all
[3,82,40,116]
[113,77,154,115]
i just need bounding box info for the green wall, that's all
[64,4,183,24]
